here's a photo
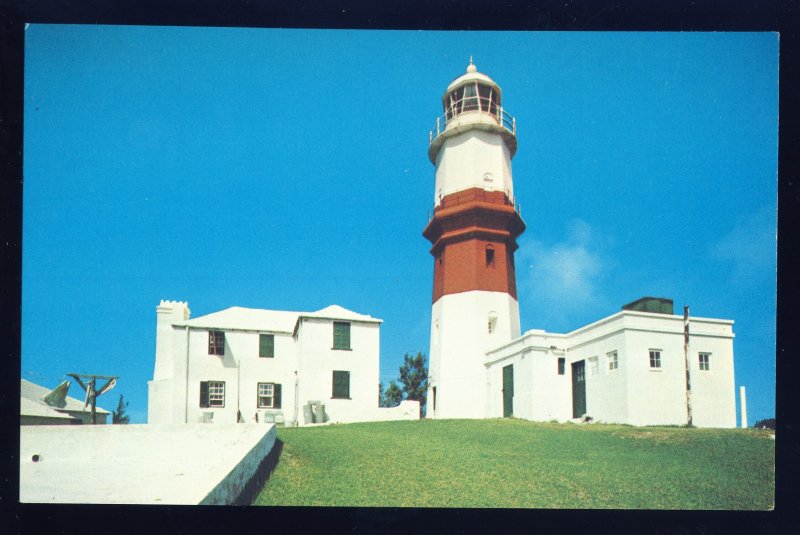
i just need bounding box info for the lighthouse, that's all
[423,60,525,419]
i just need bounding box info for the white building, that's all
[423,62,736,428]
[148,301,418,426]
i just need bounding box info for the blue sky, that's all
[22,26,778,425]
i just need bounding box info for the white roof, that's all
[21,379,110,416]
[446,62,501,93]
[179,304,381,334]
[301,304,382,324]
[20,396,74,419]
[180,307,302,333]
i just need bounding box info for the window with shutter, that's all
[199,381,209,408]
[260,334,275,358]
[257,383,274,408]
[333,322,351,350]
[332,370,350,399]
[208,331,225,356]
[208,381,225,407]
[557,358,565,375]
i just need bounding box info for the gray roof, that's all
[21,379,110,417]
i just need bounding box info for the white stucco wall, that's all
[147,303,384,427]
[433,129,513,205]
[429,290,520,419]
[482,311,736,428]
[485,330,570,421]
[295,317,381,424]
[569,329,629,424]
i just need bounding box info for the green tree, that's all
[753,418,775,430]
[112,394,130,424]
[398,352,428,417]
[381,380,404,408]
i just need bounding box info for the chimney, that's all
[153,300,190,380]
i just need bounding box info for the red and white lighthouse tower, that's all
[424,60,525,419]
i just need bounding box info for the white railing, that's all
[429,96,516,144]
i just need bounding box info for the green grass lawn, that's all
[253,418,774,509]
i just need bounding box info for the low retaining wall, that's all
[20,423,276,504]
[368,400,421,422]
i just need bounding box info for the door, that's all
[502,364,514,417]
[572,360,586,418]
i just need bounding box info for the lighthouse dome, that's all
[428,59,517,163]
[445,61,502,96]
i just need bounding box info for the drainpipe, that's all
[683,306,693,427]
[294,371,299,427]
[236,356,241,422]
[184,326,190,424]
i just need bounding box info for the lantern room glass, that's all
[445,81,500,121]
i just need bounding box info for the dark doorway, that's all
[502,364,514,417]
[571,360,586,418]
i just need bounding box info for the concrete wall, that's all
[434,129,513,205]
[20,423,276,504]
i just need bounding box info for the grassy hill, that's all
[253,418,774,509]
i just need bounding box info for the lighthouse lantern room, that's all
[424,60,525,419]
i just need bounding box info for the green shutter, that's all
[260,334,275,358]
[199,381,209,408]
[333,322,351,350]
[333,371,350,399]
[274,384,282,408]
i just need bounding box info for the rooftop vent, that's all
[621,297,674,315]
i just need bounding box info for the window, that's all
[649,350,662,369]
[487,312,497,334]
[557,357,565,375]
[332,370,350,399]
[208,331,225,356]
[257,382,282,408]
[259,334,275,358]
[699,353,711,371]
[333,321,351,350]
[462,82,479,112]
[485,246,495,268]
[589,356,599,376]
[607,351,619,371]
[199,381,225,408]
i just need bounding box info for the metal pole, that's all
[91,379,97,425]
[740,386,748,428]
[684,305,693,427]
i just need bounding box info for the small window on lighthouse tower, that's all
[488,311,498,334]
[485,245,495,268]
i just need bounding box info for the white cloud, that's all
[517,219,606,326]
[710,204,776,285]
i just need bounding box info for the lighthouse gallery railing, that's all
[429,96,516,144]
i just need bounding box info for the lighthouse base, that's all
[427,290,520,419]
